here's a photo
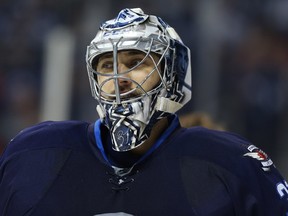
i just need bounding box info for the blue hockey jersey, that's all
[0,116,287,215]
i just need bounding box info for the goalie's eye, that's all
[97,60,113,73]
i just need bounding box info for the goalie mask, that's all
[86,8,192,152]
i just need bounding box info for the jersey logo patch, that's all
[244,145,274,171]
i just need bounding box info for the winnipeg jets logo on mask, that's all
[106,104,141,151]
[112,117,138,151]
[101,8,148,30]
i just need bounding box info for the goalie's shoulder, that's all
[180,126,251,155]
[178,127,276,172]
[3,120,90,157]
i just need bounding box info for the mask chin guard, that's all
[96,96,152,152]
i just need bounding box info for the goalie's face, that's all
[94,50,162,102]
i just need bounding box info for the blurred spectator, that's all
[0,0,84,154]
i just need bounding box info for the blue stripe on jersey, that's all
[94,119,110,164]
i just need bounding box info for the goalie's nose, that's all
[117,63,133,92]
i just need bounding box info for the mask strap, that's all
[155,97,183,113]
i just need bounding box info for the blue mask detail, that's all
[100,8,148,30]
[104,104,141,151]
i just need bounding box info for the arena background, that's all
[0,0,288,178]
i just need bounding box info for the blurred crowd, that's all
[0,0,288,177]
[0,0,84,151]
